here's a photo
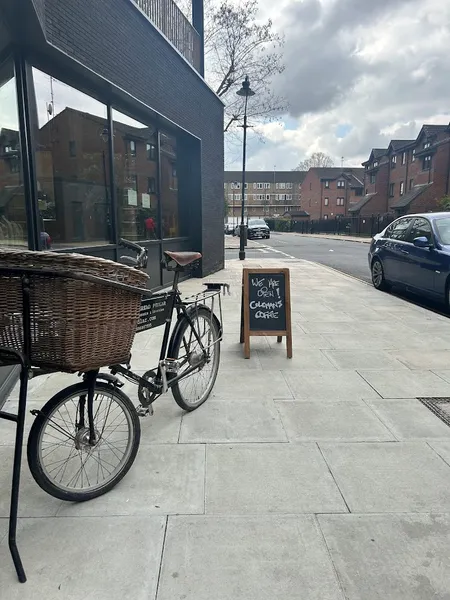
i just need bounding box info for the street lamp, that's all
[236,75,255,260]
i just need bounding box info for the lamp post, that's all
[236,75,255,260]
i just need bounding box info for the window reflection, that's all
[160,132,181,238]
[0,59,27,247]
[112,109,159,241]
[33,68,111,248]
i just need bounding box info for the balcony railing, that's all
[133,0,201,72]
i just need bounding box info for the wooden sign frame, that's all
[240,268,292,359]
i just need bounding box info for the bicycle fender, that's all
[167,304,222,358]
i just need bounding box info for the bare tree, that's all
[293,152,335,171]
[175,0,286,132]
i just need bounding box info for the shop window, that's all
[112,108,159,241]
[33,68,111,248]
[160,131,183,238]
[0,59,27,248]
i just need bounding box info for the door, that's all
[404,217,445,297]
[381,217,414,284]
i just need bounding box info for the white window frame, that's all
[257,183,263,189]
[324,197,329,206]
[275,182,279,189]
[337,197,344,206]
[400,181,404,196]
[337,180,345,188]
[280,182,286,189]
[264,182,270,189]
[253,183,257,189]
[402,152,406,165]
[324,180,330,188]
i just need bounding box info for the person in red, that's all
[145,216,156,239]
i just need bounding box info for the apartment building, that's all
[224,170,307,220]
[300,167,365,220]
[351,124,450,217]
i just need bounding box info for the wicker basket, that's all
[0,249,149,372]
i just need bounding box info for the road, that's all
[226,232,372,282]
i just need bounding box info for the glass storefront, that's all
[0,58,195,264]
[112,109,159,241]
[32,68,111,249]
[0,58,27,247]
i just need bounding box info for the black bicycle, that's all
[26,239,225,502]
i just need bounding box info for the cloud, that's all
[226,0,450,171]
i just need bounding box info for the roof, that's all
[362,148,388,166]
[224,171,307,184]
[390,183,432,209]
[311,167,365,181]
[348,193,377,213]
[389,140,415,152]
[422,124,450,137]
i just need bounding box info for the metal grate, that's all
[417,397,450,427]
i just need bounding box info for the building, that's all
[300,167,365,220]
[351,124,450,217]
[224,170,307,221]
[0,0,224,396]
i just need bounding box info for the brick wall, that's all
[365,162,389,213]
[388,150,410,205]
[301,171,322,219]
[40,0,224,276]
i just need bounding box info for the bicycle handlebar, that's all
[118,238,148,269]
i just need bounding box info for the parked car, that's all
[368,212,450,307]
[234,219,270,240]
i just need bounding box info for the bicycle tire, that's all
[170,306,221,411]
[27,381,140,502]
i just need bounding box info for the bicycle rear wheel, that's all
[170,306,221,411]
[27,381,140,502]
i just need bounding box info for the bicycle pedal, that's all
[136,404,154,417]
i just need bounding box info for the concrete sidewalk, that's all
[2,258,450,598]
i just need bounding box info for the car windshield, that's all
[435,218,450,244]
[249,220,266,226]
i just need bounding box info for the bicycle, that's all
[25,240,226,503]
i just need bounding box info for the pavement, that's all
[2,257,450,598]
[224,235,262,249]
[293,233,371,244]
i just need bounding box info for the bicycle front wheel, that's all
[27,381,140,502]
[171,306,221,411]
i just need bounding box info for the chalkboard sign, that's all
[240,268,292,359]
[136,294,170,332]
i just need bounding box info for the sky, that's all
[224,0,450,171]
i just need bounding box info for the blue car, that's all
[368,212,450,306]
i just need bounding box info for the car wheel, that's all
[371,258,390,292]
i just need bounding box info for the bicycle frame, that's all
[109,267,219,406]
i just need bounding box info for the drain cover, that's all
[417,398,450,427]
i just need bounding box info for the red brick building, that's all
[301,167,365,219]
[351,124,450,217]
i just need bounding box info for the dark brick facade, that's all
[0,0,224,277]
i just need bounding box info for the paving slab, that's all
[158,515,345,600]
[428,441,450,467]
[257,350,336,370]
[212,369,292,400]
[320,442,450,512]
[318,513,450,600]
[206,444,347,514]
[284,370,380,400]
[432,370,450,386]
[180,399,287,443]
[0,446,63,517]
[323,350,407,371]
[0,516,166,598]
[299,321,359,334]
[392,349,450,370]
[367,399,450,440]
[322,334,398,350]
[358,370,450,398]
[219,350,262,369]
[276,400,395,442]
[267,333,334,350]
[0,518,7,543]
[56,444,205,517]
